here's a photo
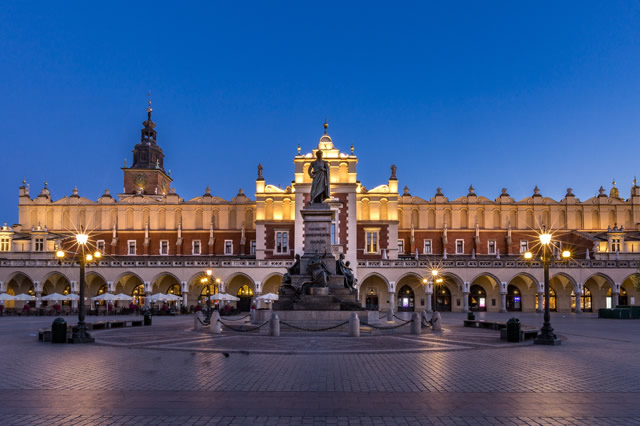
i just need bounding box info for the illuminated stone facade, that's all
[1,110,639,314]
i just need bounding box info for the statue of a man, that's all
[308,150,330,204]
[282,254,301,285]
[336,253,356,291]
[308,253,330,287]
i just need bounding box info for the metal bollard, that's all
[349,312,360,337]
[270,312,280,336]
[212,310,222,334]
[410,312,421,335]
[194,311,204,330]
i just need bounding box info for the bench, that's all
[109,321,125,328]
[88,321,108,330]
[463,320,506,330]
[500,328,538,341]
[128,320,144,327]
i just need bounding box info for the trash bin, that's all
[143,311,152,326]
[52,317,67,343]
[506,317,521,342]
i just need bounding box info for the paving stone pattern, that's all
[0,312,639,425]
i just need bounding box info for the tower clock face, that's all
[135,174,148,189]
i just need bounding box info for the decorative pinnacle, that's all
[323,118,328,134]
[146,91,152,119]
[612,178,616,186]
[297,144,301,155]
[634,176,638,187]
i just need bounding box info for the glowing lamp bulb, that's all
[56,250,65,258]
[85,254,93,262]
[524,251,533,260]
[539,233,552,245]
[94,251,102,259]
[562,250,571,259]
[431,269,438,277]
[206,269,212,276]
[76,233,89,245]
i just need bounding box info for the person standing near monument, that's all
[308,150,330,204]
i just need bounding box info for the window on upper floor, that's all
[192,240,201,255]
[34,238,44,252]
[398,239,404,254]
[128,240,136,256]
[365,230,379,254]
[0,237,11,252]
[250,240,256,255]
[275,231,289,254]
[488,240,496,255]
[424,239,432,254]
[224,240,233,255]
[520,240,529,253]
[160,240,169,255]
[96,240,105,253]
[612,238,621,253]
[455,239,464,254]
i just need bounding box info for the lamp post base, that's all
[68,325,95,344]
[534,335,561,345]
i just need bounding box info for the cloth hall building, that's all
[1,106,639,314]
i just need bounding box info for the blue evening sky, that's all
[1,1,640,224]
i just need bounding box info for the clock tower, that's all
[121,100,173,198]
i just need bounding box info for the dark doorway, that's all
[506,284,522,311]
[469,285,487,312]
[365,295,379,310]
[435,286,451,312]
[397,285,415,312]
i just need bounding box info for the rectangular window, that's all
[398,239,404,254]
[488,240,496,255]
[0,237,10,252]
[612,239,621,252]
[34,238,44,252]
[455,239,464,254]
[424,239,432,254]
[520,240,529,253]
[160,240,169,255]
[192,240,201,255]
[224,240,233,255]
[365,231,379,254]
[330,222,336,245]
[96,240,105,253]
[128,240,136,255]
[275,231,289,254]
[250,240,256,255]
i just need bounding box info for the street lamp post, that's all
[525,227,566,346]
[56,229,101,344]
[200,270,220,324]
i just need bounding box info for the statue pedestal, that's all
[273,202,362,311]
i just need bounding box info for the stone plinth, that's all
[300,203,336,275]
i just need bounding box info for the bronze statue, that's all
[308,150,330,204]
[282,254,301,285]
[336,253,356,291]
[308,252,330,287]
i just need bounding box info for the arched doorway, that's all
[469,285,487,312]
[434,285,451,312]
[397,285,415,312]
[606,287,628,307]
[95,284,108,306]
[506,285,522,312]
[167,283,182,296]
[236,284,254,312]
[132,284,145,306]
[535,287,557,311]
[365,288,379,311]
[572,286,592,312]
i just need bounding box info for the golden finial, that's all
[350,144,354,154]
[297,144,301,155]
[146,91,152,117]
[323,118,328,134]
[634,176,638,187]
[612,178,616,186]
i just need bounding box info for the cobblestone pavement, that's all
[0,312,639,425]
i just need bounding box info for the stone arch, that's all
[86,271,108,297]
[508,272,539,312]
[427,209,436,228]
[151,272,182,294]
[460,209,468,229]
[469,273,501,312]
[261,273,283,295]
[113,271,144,296]
[584,272,615,311]
[359,273,388,310]
[226,273,256,312]
[41,271,72,295]
[411,209,419,228]
[396,272,424,312]
[576,210,583,229]
[5,271,35,294]
[469,272,501,290]
[493,209,501,229]
[380,199,389,221]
